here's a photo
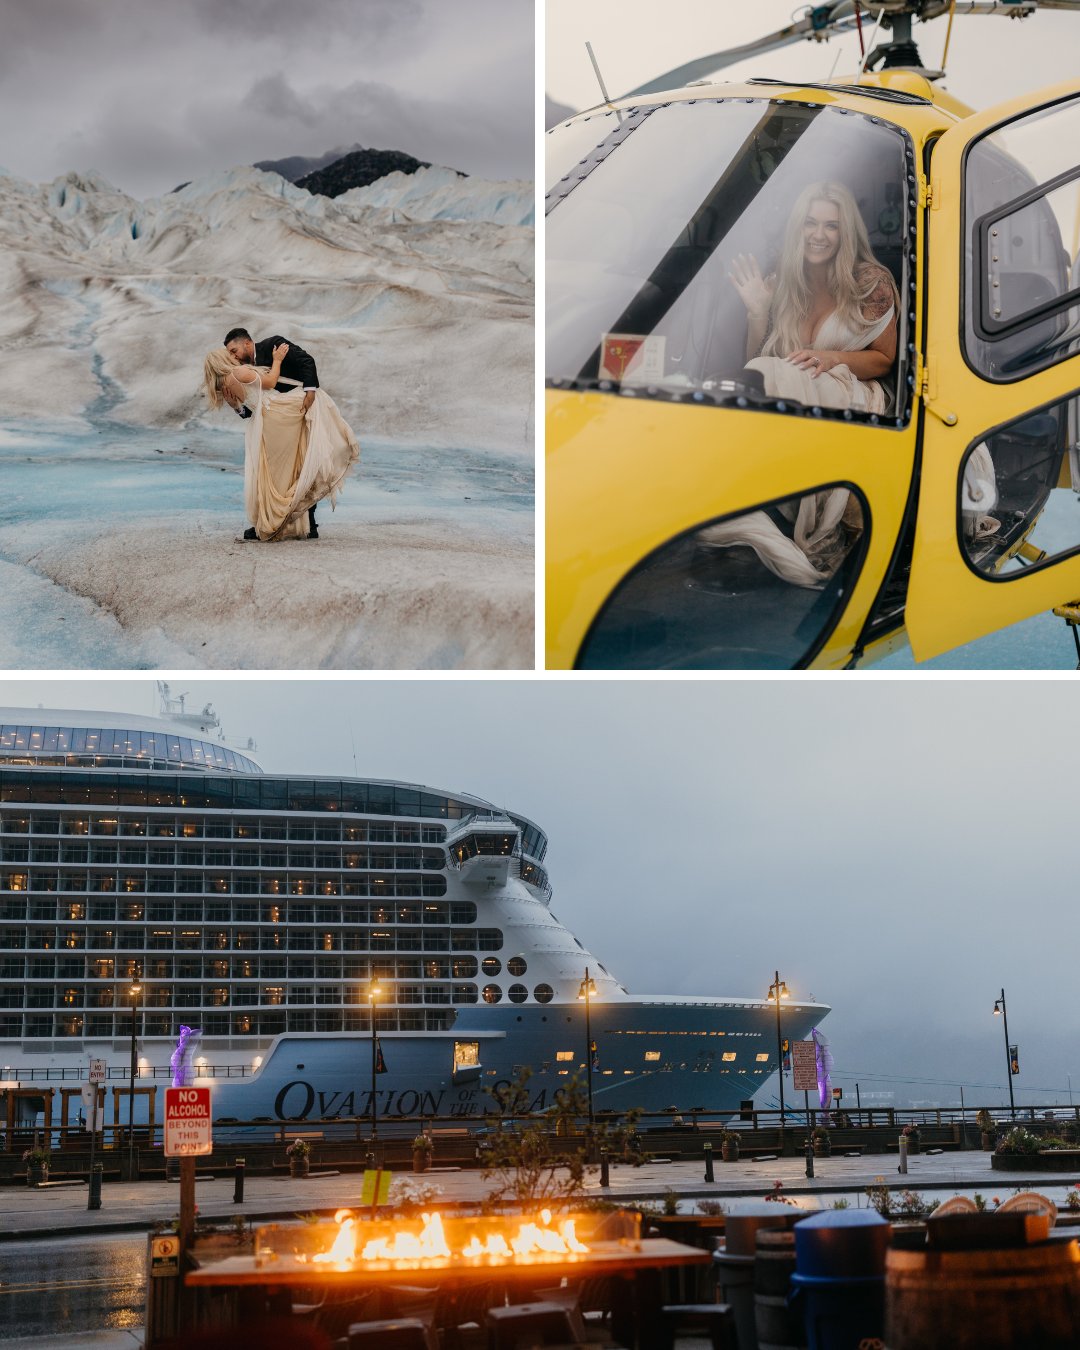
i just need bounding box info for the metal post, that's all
[805,1133,814,1178]
[127,969,141,1183]
[600,1148,610,1188]
[769,971,786,1150]
[704,1142,714,1184]
[233,1157,245,1204]
[86,1082,99,1211]
[995,988,1016,1119]
[898,1134,908,1174]
[578,968,597,1160]
[369,983,379,1143]
[88,1163,102,1210]
[584,967,595,1135]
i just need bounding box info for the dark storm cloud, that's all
[0,0,533,196]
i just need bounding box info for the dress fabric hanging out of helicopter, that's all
[546,0,1080,669]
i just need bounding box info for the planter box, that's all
[991,1148,1080,1171]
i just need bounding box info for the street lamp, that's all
[126,967,142,1181]
[766,972,790,1145]
[369,981,382,1141]
[993,989,1016,1119]
[578,969,598,1140]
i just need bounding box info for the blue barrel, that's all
[791,1211,891,1350]
[793,1210,891,1278]
[790,1273,886,1350]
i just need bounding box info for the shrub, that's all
[1065,1187,1080,1213]
[995,1127,1043,1156]
[285,1139,310,1158]
[696,1199,727,1216]
[412,1134,433,1152]
[662,1188,680,1216]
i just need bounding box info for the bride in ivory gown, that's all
[702,182,899,587]
[203,345,359,541]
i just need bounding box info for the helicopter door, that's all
[906,80,1080,661]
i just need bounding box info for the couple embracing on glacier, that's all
[203,327,359,541]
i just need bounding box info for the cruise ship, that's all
[0,700,829,1132]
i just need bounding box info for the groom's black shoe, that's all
[243,528,258,540]
[307,506,319,539]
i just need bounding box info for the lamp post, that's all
[369,981,382,1142]
[767,971,790,1146]
[993,988,1016,1119]
[126,967,142,1181]
[578,969,598,1144]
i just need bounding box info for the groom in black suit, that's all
[224,326,322,538]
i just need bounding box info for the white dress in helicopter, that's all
[699,285,894,587]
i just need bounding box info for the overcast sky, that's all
[3,676,1075,1112]
[0,0,534,198]
[547,0,1080,117]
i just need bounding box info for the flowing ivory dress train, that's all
[698,305,895,587]
[239,375,360,540]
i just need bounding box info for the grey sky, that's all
[0,0,533,198]
[5,677,1075,1112]
[547,0,1080,116]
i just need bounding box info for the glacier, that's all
[0,164,534,669]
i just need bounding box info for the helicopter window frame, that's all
[973,163,1080,341]
[546,97,919,432]
[960,89,1080,385]
[573,479,873,672]
[954,386,1080,587]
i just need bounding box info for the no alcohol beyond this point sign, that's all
[164,1086,212,1157]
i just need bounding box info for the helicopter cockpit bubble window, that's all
[575,483,869,671]
[547,99,911,424]
[958,389,1080,580]
[964,94,1080,383]
[545,108,636,194]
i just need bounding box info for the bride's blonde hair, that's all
[203,347,238,410]
[761,181,898,358]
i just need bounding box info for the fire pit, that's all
[254,1209,637,1273]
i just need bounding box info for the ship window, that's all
[454,1040,480,1070]
[482,984,502,1004]
[508,984,528,1004]
[507,956,527,977]
[756,1053,770,1062]
[556,1051,575,1062]
[477,930,503,952]
[533,984,554,1004]
[644,1051,661,1062]
[452,956,478,978]
[452,984,478,1004]
[722,1052,737,1062]
[481,957,501,976]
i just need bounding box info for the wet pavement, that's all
[2,1149,1077,1346]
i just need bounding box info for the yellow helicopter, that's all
[546,0,1080,669]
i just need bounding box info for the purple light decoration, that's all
[812,1027,832,1111]
[171,1024,203,1088]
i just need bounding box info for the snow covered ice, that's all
[0,163,534,669]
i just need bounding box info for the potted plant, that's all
[902,1123,921,1155]
[23,1145,50,1187]
[812,1125,831,1158]
[286,1138,310,1178]
[720,1130,740,1163]
[976,1109,996,1151]
[412,1134,433,1173]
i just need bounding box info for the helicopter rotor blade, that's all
[620,0,1080,100]
[622,10,861,98]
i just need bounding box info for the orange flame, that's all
[304,1207,590,1268]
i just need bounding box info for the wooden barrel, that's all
[755,1231,805,1350]
[886,1241,1080,1349]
